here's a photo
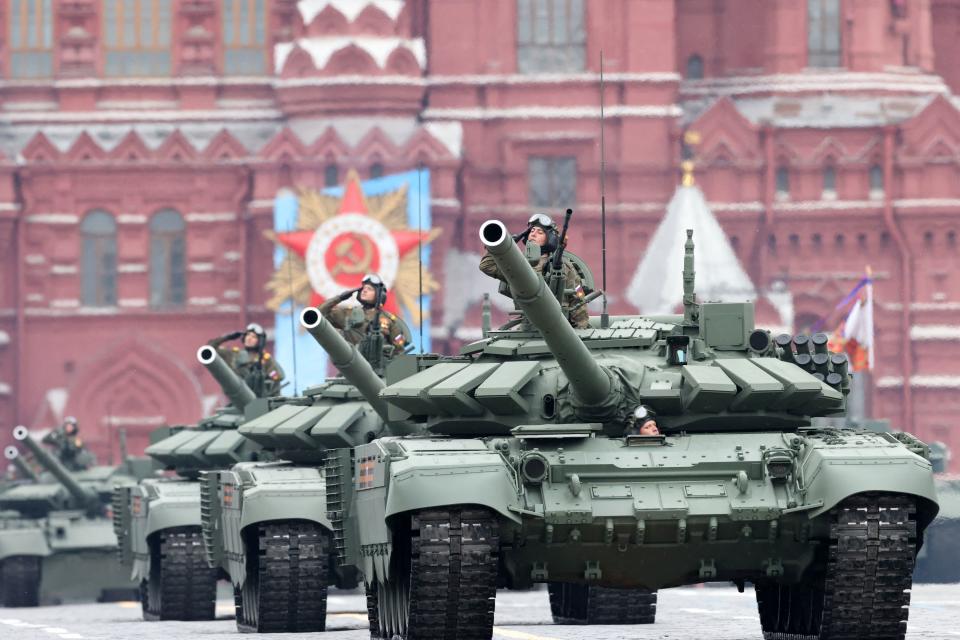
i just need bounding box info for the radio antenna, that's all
[599,50,609,329]
[286,220,298,394]
[416,164,425,352]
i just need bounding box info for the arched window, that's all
[81,210,117,307]
[822,165,837,197]
[149,209,186,308]
[324,163,339,188]
[808,0,841,67]
[685,54,704,80]
[869,164,884,195]
[775,166,790,197]
[370,162,384,179]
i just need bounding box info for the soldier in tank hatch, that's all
[208,322,285,397]
[318,273,410,351]
[624,405,660,437]
[42,416,96,471]
[479,213,590,328]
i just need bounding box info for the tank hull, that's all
[346,429,937,591]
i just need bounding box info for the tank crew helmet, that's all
[625,405,657,431]
[525,213,560,253]
[358,273,388,307]
[243,322,266,349]
[63,416,78,434]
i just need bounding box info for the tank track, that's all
[548,583,657,624]
[368,508,499,640]
[141,527,217,621]
[0,555,41,607]
[757,492,917,640]
[234,520,328,633]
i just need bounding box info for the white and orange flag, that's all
[828,267,874,372]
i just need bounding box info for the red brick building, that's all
[0,0,958,466]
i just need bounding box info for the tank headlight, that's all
[520,453,549,484]
[764,451,794,481]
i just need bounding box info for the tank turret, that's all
[479,219,621,416]
[197,346,257,410]
[299,306,390,421]
[4,445,38,482]
[13,426,97,510]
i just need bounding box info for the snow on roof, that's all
[877,375,960,389]
[275,36,426,73]
[910,325,960,341]
[0,330,9,346]
[298,0,404,24]
[625,184,756,315]
[0,383,10,396]
[0,117,462,158]
[729,93,932,129]
[681,70,948,98]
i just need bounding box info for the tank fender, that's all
[144,494,202,538]
[802,446,939,529]
[224,467,332,588]
[383,452,522,524]
[0,528,52,561]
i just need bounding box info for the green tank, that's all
[325,220,939,640]
[112,345,266,621]
[0,426,152,606]
[201,308,392,633]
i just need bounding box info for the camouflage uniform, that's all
[208,335,285,397]
[318,297,409,350]
[42,426,96,471]
[480,252,590,328]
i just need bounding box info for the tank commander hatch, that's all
[479,213,590,329]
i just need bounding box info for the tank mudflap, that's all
[141,526,217,621]
[368,508,499,640]
[234,520,329,633]
[547,583,657,625]
[0,555,41,607]
[756,492,916,640]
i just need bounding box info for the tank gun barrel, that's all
[4,445,39,482]
[300,307,390,422]
[197,346,257,410]
[13,426,94,506]
[479,219,613,408]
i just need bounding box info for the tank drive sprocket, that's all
[548,583,657,625]
[0,555,41,607]
[234,520,329,633]
[141,526,217,621]
[368,508,499,640]
[756,492,916,640]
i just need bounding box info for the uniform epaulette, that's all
[263,352,271,360]
[232,346,240,352]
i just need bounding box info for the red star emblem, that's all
[275,175,428,314]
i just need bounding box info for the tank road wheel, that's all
[234,521,329,633]
[0,556,41,607]
[141,527,217,621]
[368,508,499,640]
[756,492,917,640]
[547,583,657,625]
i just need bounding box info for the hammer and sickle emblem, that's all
[330,234,374,277]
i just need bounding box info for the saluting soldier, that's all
[42,416,96,471]
[208,323,285,397]
[479,213,590,328]
[319,273,410,351]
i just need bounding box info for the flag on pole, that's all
[828,267,874,371]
